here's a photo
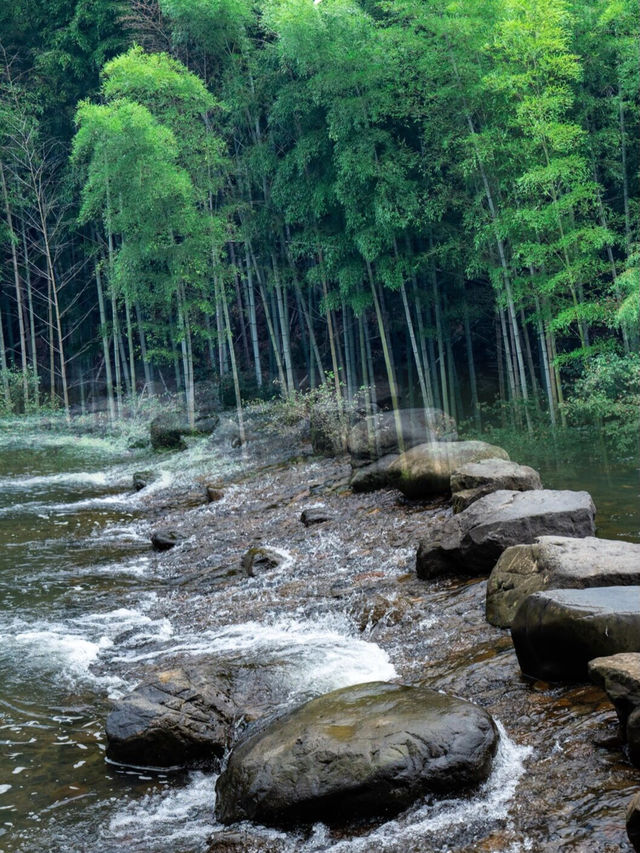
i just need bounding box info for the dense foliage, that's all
[0,0,637,435]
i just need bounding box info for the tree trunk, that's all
[0,162,28,409]
[95,263,116,424]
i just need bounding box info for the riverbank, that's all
[1,407,639,851]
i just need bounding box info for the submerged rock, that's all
[215,681,498,827]
[150,529,183,551]
[105,667,235,768]
[348,407,457,466]
[511,587,640,682]
[627,791,640,852]
[206,831,285,853]
[487,536,640,627]
[416,489,596,580]
[450,458,542,513]
[388,441,510,499]
[589,653,640,767]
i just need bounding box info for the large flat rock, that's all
[387,441,509,499]
[450,458,542,513]
[215,681,498,827]
[589,653,640,767]
[511,587,640,682]
[417,490,596,580]
[487,536,640,627]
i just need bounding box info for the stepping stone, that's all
[450,458,542,513]
[511,587,640,682]
[487,536,640,627]
[417,489,596,579]
[589,652,640,767]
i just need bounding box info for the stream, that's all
[0,418,638,852]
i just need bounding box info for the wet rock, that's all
[349,453,400,493]
[206,831,285,853]
[151,529,183,551]
[487,536,640,628]
[132,470,155,491]
[351,594,409,632]
[300,507,333,526]
[589,653,640,766]
[416,489,596,580]
[215,681,498,827]
[388,441,510,499]
[150,411,220,451]
[105,667,235,768]
[511,587,640,682]
[106,655,309,771]
[450,458,542,513]
[241,546,286,577]
[627,791,640,852]
[206,485,224,503]
[348,407,457,466]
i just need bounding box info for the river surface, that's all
[0,418,638,853]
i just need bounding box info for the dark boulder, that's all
[300,507,334,526]
[349,453,400,493]
[627,791,640,852]
[450,458,542,513]
[511,587,640,682]
[105,667,235,768]
[105,655,309,770]
[150,414,187,451]
[151,529,183,551]
[389,441,510,499]
[589,653,640,767]
[417,489,596,580]
[132,470,155,492]
[215,681,498,827]
[206,485,224,503]
[348,407,457,466]
[150,411,220,451]
[487,536,640,627]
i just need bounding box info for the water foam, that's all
[106,772,216,849]
[300,720,532,852]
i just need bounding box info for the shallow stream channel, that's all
[0,417,638,852]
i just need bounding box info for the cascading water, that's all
[0,422,637,852]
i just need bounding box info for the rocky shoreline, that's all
[101,406,640,851]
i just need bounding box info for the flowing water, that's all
[0,419,638,853]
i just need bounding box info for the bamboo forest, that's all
[0,1,638,852]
